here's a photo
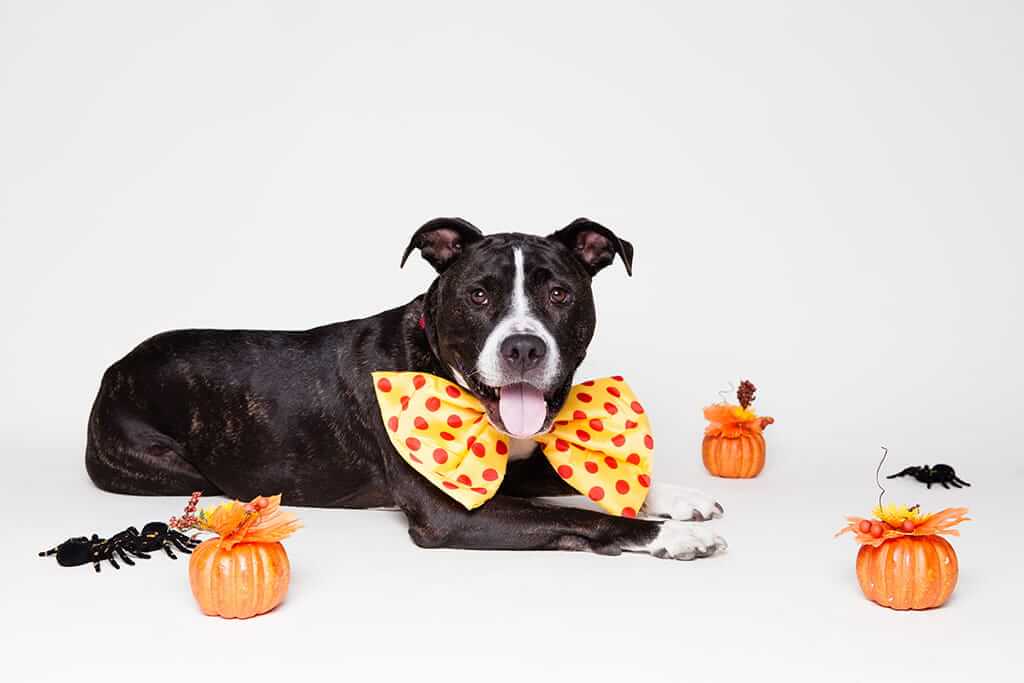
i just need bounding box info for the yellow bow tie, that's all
[372,372,653,517]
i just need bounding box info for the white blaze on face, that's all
[477,247,561,437]
[476,247,560,389]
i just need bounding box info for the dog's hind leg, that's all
[86,409,218,496]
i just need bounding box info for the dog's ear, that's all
[548,218,634,276]
[401,217,484,273]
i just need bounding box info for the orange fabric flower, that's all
[703,404,774,438]
[198,494,302,551]
[835,507,969,548]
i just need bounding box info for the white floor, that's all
[6,441,1019,683]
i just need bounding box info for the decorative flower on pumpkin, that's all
[835,505,969,548]
[170,492,302,551]
[703,380,774,438]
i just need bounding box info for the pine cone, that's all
[737,380,756,409]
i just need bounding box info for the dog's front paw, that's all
[641,484,724,521]
[632,520,727,561]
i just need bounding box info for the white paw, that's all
[641,483,724,521]
[631,520,727,561]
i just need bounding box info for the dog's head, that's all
[403,217,633,438]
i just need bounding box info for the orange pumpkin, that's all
[701,393,774,478]
[837,505,968,611]
[189,539,290,619]
[174,493,301,619]
[855,535,958,610]
[702,420,771,478]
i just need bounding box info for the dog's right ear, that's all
[401,217,484,273]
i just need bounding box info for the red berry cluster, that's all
[857,517,916,538]
[169,491,204,530]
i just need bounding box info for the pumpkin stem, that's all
[759,416,774,430]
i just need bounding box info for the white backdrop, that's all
[2,2,1022,682]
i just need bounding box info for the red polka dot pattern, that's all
[372,372,652,517]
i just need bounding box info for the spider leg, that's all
[950,480,962,488]
[38,547,58,557]
[169,536,193,554]
[115,547,135,566]
[940,481,950,489]
[168,530,193,544]
[107,554,120,570]
[93,561,101,573]
[127,548,151,560]
[954,476,971,487]
[163,544,178,560]
[927,482,932,489]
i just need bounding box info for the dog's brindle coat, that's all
[86,219,725,560]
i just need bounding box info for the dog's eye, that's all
[549,287,572,305]
[469,288,489,306]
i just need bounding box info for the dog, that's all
[86,218,726,560]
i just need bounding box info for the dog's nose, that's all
[500,334,547,374]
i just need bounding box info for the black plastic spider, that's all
[886,464,971,489]
[39,522,201,572]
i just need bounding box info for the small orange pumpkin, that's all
[181,494,301,619]
[189,540,290,619]
[838,505,968,611]
[702,380,773,478]
[855,536,958,610]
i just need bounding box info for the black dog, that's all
[86,218,725,560]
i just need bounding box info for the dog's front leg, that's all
[384,460,725,560]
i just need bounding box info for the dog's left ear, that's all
[548,218,634,276]
[401,217,484,273]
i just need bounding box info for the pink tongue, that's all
[499,383,548,438]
